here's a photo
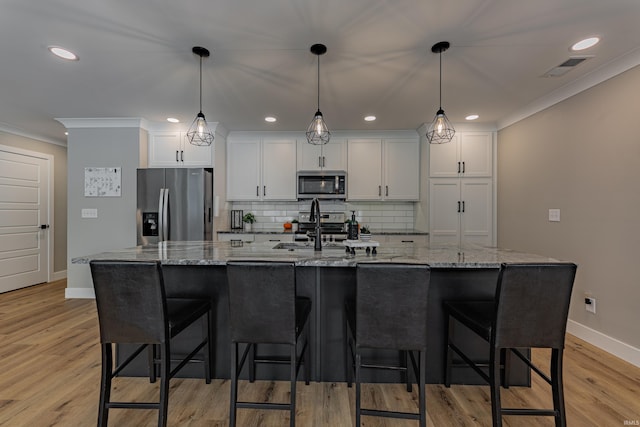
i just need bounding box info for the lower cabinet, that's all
[429,178,493,246]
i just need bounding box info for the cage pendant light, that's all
[186,46,214,146]
[427,41,455,144]
[306,43,330,145]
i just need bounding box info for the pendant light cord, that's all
[199,55,203,113]
[439,50,442,110]
[317,54,320,111]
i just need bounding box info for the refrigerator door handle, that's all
[158,188,165,241]
[162,188,169,241]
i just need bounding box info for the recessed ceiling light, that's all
[571,37,600,51]
[48,46,78,61]
[166,117,180,123]
[265,116,277,123]
[465,114,479,121]
[364,115,376,122]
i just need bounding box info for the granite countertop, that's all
[72,241,560,268]
[217,230,428,235]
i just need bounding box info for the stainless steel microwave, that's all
[297,171,347,200]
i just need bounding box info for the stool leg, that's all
[501,348,511,389]
[489,346,503,427]
[355,351,362,426]
[158,342,170,427]
[249,343,256,383]
[229,342,238,427]
[289,344,297,427]
[419,350,426,427]
[98,343,113,427]
[551,348,567,427]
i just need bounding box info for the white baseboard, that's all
[51,270,67,281]
[567,320,640,368]
[65,287,95,299]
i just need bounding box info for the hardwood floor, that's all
[1,280,638,426]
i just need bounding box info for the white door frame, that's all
[0,143,54,285]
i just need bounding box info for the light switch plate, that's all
[81,208,98,218]
[548,209,560,222]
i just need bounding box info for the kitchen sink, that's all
[272,242,345,251]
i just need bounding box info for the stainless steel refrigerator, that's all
[137,168,213,245]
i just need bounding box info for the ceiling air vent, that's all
[542,55,593,77]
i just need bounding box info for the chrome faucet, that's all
[309,198,322,251]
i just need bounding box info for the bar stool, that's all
[443,262,577,427]
[344,263,431,426]
[226,261,311,427]
[89,260,214,427]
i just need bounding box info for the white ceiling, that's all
[1,0,640,145]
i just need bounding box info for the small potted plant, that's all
[242,212,256,232]
[359,225,371,242]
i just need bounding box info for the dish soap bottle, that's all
[347,211,359,240]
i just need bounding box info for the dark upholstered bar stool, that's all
[344,263,431,426]
[226,261,311,427]
[89,260,214,427]
[443,262,577,427]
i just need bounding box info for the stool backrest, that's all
[227,261,297,345]
[356,263,431,351]
[90,260,168,344]
[493,263,577,349]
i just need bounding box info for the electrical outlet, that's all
[81,208,98,218]
[585,296,596,314]
[548,209,561,222]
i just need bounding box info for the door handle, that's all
[40,224,50,229]
[457,201,461,213]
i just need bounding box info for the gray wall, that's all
[497,65,640,348]
[66,127,140,291]
[0,132,67,274]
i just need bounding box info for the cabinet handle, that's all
[322,156,326,167]
[385,185,389,196]
[176,150,179,162]
[462,161,465,173]
[256,186,259,196]
[462,201,465,212]
[378,185,382,196]
[180,150,184,162]
[263,185,266,196]
[401,240,414,243]
[457,201,461,213]
[457,162,461,173]
[319,156,322,167]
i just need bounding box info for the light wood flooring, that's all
[1,280,639,426]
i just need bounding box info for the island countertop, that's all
[71,240,560,268]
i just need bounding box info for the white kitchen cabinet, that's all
[429,132,492,178]
[429,178,493,246]
[227,136,297,201]
[297,138,347,171]
[347,138,419,201]
[148,131,214,167]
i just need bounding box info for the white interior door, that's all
[0,147,50,293]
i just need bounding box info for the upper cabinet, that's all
[227,135,297,201]
[297,138,347,171]
[429,132,492,177]
[148,131,214,168]
[347,138,419,201]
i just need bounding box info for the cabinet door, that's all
[428,179,461,245]
[347,139,382,200]
[181,137,214,167]
[383,139,419,200]
[460,179,493,246]
[262,138,297,200]
[429,134,460,177]
[297,139,347,171]
[459,133,492,177]
[149,131,182,167]
[227,138,261,200]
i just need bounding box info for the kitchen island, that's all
[73,240,562,384]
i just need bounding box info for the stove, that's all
[296,211,347,242]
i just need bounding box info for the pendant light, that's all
[306,43,330,145]
[186,46,214,146]
[427,41,455,144]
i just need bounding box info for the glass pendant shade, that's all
[426,109,455,144]
[306,110,330,145]
[427,41,455,144]
[186,46,214,147]
[306,44,330,145]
